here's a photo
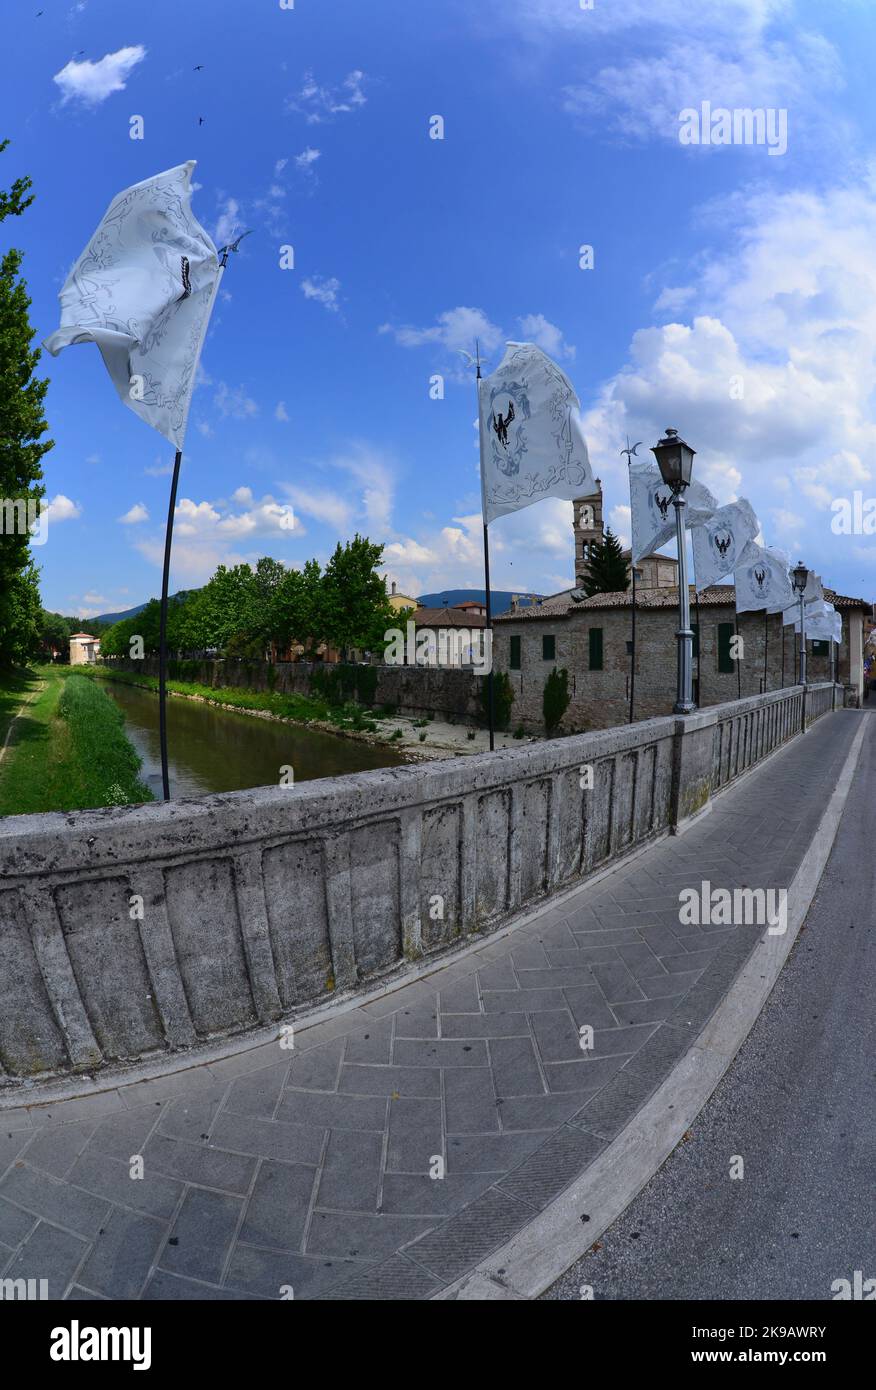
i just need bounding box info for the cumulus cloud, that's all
[132,490,300,583]
[517,313,575,360]
[53,45,146,106]
[44,494,81,522]
[379,305,504,357]
[118,503,148,524]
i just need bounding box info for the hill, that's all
[416,588,547,616]
[93,591,195,626]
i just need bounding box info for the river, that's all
[104,680,406,799]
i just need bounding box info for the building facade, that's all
[69,632,101,665]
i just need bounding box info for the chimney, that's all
[391,580,397,595]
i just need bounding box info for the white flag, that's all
[44,161,220,451]
[629,461,717,563]
[783,597,827,627]
[690,499,759,592]
[734,540,793,613]
[479,342,595,524]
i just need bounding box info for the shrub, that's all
[466,728,476,741]
[480,671,514,730]
[543,667,571,735]
[513,725,526,739]
[419,731,427,742]
[391,728,404,741]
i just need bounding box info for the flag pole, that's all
[621,439,642,725]
[763,609,769,693]
[155,229,249,800]
[476,342,495,752]
[158,450,183,800]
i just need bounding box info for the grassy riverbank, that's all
[0,666,153,816]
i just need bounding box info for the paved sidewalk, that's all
[0,711,863,1300]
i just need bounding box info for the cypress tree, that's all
[582,527,629,598]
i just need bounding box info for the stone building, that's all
[573,480,678,591]
[494,482,870,732]
[69,632,100,665]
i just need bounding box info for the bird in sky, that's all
[198,116,205,126]
[194,65,204,71]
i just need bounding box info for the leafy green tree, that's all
[3,559,42,664]
[543,666,571,735]
[582,527,629,597]
[0,140,51,666]
[321,535,395,655]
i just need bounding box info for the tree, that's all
[0,140,51,666]
[320,534,395,655]
[480,671,514,730]
[582,527,628,597]
[543,667,571,735]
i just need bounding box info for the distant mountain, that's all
[93,591,195,626]
[416,588,547,616]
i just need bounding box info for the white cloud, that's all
[45,494,81,523]
[195,420,214,438]
[301,275,341,313]
[133,490,300,583]
[287,70,367,124]
[275,401,290,422]
[214,382,258,419]
[213,197,241,248]
[380,305,504,357]
[295,147,321,174]
[283,486,352,531]
[517,313,575,360]
[144,458,174,476]
[53,45,146,107]
[118,503,149,525]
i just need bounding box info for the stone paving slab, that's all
[0,711,860,1300]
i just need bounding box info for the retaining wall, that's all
[0,684,839,1088]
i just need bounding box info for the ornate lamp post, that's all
[791,559,809,686]
[652,428,697,714]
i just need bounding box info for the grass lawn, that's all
[0,665,153,816]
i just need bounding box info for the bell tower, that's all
[573,480,603,587]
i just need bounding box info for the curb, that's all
[435,712,869,1300]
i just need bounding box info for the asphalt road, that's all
[545,710,875,1302]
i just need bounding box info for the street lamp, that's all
[791,559,809,686]
[652,427,697,714]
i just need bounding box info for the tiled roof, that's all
[495,584,871,620]
[411,606,486,628]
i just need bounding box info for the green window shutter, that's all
[542,634,556,661]
[589,627,603,671]
[691,622,700,658]
[811,639,829,657]
[717,622,735,673]
[510,635,521,670]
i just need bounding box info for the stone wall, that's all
[110,657,484,724]
[494,606,852,734]
[0,684,838,1089]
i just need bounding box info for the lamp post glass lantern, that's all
[792,559,809,686]
[652,428,697,714]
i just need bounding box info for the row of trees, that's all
[100,535,399,661]
[0,141,52,667]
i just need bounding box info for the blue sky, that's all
[5,0,876,617]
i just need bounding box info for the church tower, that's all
[573,480,603,587]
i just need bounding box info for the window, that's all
[811,639,829,657]
[542,634,556,661]
[717,622,735,673]
[691,622,700,659]
[625,640,634,655]
[633,568,643,581]
[589,627,604,670]
[509,635,521,670]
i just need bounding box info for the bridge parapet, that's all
[0,683,839,1089]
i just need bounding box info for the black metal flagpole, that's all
[156,230,250,800]
[158,449,183,800]
[476,341,496,752]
